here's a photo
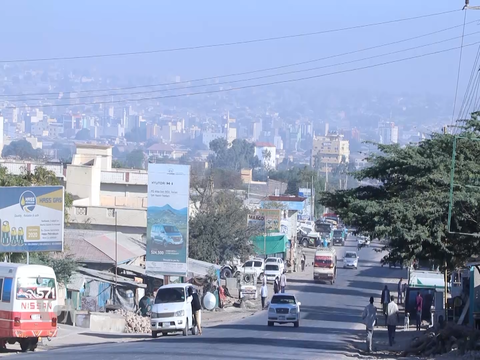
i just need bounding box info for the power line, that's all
[454,45,480,134]
[3,21,477,101]
[0,9,461,64]
[451,10,468,126]
[9,29,480,103]
[9,40,480,110]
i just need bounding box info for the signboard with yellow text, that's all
[0,186,64,252]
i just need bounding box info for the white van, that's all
[150,283,198,337]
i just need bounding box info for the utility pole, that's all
[311,175,314,220]
[114,209,118,304]
[443,125,449,322]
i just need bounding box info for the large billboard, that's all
[0,186,64,252]
[298,188,314,220]
[146,164,190,277]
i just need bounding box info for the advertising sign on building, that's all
[247,209,281,233]
[146,164,190,277]
[0,186,64,252]
[298,188,314,220]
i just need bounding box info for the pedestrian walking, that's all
[301,254,306,271]
[387,295,399,346]
[273,277,280,294]
[279,271,287,293]
[260,275,268,309]
[362,296,377,353]
[323,237,328,248]
[139,292,153,317]
[397,278,403,305]
[416,292,423,331]
[187,287,202,335]
[380,285,390,326]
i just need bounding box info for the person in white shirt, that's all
[387,295,400,346]
[260,274,268,309]
[279,271,287,293]
[362,296,377,353]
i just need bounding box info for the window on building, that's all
[76,207,87,216]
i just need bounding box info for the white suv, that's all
[236,258,265,280]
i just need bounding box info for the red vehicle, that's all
[0,264,58,352]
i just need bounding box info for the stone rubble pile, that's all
[114,309,151,334]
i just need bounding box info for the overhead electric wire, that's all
[8,40,480,110]
[450,10,468,127]
[454,45,480,134]
[7,27,480,103]
[0,9,461,64]
[2,20,474,99]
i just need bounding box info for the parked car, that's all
[343,251,359,269]
[265,257,285,272]
[150,283,197,338]
[267,293,301,327]
[236,258,265,280]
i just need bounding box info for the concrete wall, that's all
[89,312,126,333]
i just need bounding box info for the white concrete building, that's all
[254,142,277,170]
[379,122,399,145]
[66,144,195,234]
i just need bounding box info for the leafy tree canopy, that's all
[319,114,480,269]
[208,138,261,171]
[2,140,43,160]
[189,181,260,264]
[125,149,145,169]
[75,128,91,140]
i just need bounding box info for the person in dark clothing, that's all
[380,285,390,326]
[416,292,423,331]
[301,254,306,271]
[187,287,202,335]
[139,292,153,317]
[273,277,280,294]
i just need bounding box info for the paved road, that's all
[14,236,407,360]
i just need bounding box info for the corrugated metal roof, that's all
[64,230,146,264]
[76,267,146,288]
[66,273,85,291]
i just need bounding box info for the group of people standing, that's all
[260,270,287,309]
[362,280,424,353]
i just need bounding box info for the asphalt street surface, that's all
[15,236,407,360]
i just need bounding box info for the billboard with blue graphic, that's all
[146,164,190,277]
[0,186,64,252]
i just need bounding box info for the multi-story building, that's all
[379,121,399,145]
[311,133,350,173]
[66,144,196,234]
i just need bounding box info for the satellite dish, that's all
[203,292,216,311]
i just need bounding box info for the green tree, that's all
[112,160,124,168]
[189,190,260,263]
[319,115,480,269]
[32,253,78,285]
[125,127,146,143]
[75,128,91,140]
[2,140,43,160]
[208,138,261,171]
[125,149,145,169]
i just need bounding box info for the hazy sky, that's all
[1,1,479,97]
